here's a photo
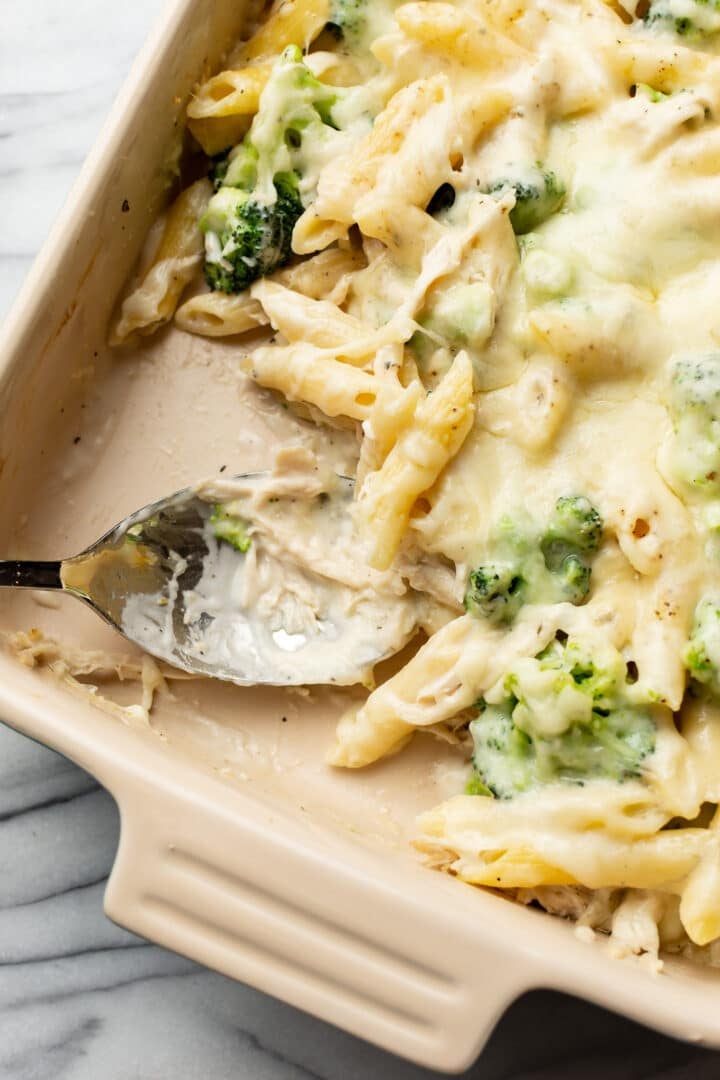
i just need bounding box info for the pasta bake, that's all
[107,0,720,964]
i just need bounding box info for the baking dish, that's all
[2,0,720,1070]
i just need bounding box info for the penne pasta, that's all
[231,0,330,63]
[251,279,368,345]
[354,351,474,569]
[175,291,268,337]
[111,178,212,345]
[242,343,396,420]
[188,63,273,154]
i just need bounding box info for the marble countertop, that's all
[2,3,720,1077]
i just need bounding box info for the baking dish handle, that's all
[104,772,536,1072]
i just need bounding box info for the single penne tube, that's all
[307,50,369,88]
[355,350,474,570]
[395,2,531,65]
[259,316,415,368]
[188,63,273,120]
[230,0,330,64]
[329,616,483,768]
[111,178,212,345]
[418,794,711,895]
[355,203,445,266]
[278,245,366,301]
[291,211,349,256]
[188,114,255,156]
[425,782,671,842]
[251,280,368,346]
[242,344,393,420]
[187,63,273,154]
[175,292,269,337]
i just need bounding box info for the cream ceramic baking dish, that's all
[3,0,720,1070]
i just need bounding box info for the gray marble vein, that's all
[3,2,720,1078]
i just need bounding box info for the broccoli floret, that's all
[550,553,592,605]
[487,167,566,235]
[543,495,603,553]
[270,46,340,129]
[468,637,656,799]
[644,0,720,39]
[666,352,720,494]
[464,497,603,624]
[209,505,252,553]
[202,46,342,293]
[541,496,603,603]
[684,595,720,695]
[419,281,496,355]
[326,0,399,49]
[469,702,536,797]
[202,174,303,293]
[464,563,527,624]
[327,0,366,43]
[464,772,493,796]
[209,153,230,192]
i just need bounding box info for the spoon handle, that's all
[0,561,63,590]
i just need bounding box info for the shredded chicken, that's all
[3,629,194,729]
[515,882,720,970]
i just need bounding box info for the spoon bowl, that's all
[0,474,411,686]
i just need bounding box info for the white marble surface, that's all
[2,3,720,1077]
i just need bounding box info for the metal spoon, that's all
[0,476,409,686]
